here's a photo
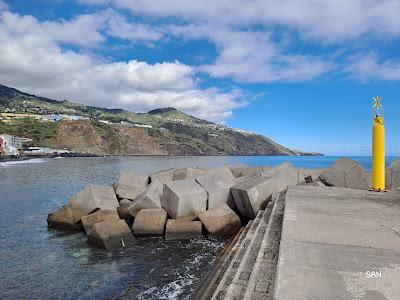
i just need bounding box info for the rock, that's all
[117,199,134,224]
[87,219,135,249]
[196,175,236,209]
[386,160,400,190]
[165,220,203,240]
[173,167,209,181]
[150,168,176,184]
[81,210,120,235]
[132,208,167,237]
[113,171,149,200]
[47,204,83,231]
[162,179,207,219]
[319,157,371,189]
[128,179,163,218]
[69,186,119,216]
[198,204,241,237]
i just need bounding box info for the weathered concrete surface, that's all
[117,199,133,224]
[128,179,163,217]
[132,208,167,237]
[69,186,119,216]
[113,171,149,200]
[47,204,83,231]
[173,167,209,181]
[81,209,120,235]
[386,160,400,190]
[319,157,371,189]
[150,168,175,184]
[228,164,250,178]
[199,203,241,237]
[298,168,325,183]
[207,166,236,181]
[232,163,296,219]
[275,185,400,300]
[225,197,275,299]
[196,175,236,210]
[87,219,135,249]
[162,179,207,219]
[165,219,202,240]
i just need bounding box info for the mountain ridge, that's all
[0,84,322,156]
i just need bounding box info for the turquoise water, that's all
[0,155,398,299]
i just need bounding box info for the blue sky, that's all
[0,0,399,155]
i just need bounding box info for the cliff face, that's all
[0,84,322,156]
[53,120,297,156]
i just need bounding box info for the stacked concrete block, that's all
[150,168,175,184]
[81,210,120,235]
[319,157,371,189]
[113,171,149,200]
[199,203,241,237]
[47,204,83,231]
[87,219,135,249]
[128,179,163,217]
[117,199,134,224]
[165,219,202,240]
[228,164,250,178]
[132,208,167,237]
[69,186,119,216]
[173,167,209,181]
[162,179,207,219]
[196,175,236,209]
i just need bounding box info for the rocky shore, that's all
[47,158,400,250]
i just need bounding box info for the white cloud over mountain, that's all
[0,0,399,123]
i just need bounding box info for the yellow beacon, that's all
[372,96,385,191]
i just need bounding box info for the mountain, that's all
[0,84,322,156]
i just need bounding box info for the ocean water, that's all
[0,155,398,299]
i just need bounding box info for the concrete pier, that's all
[194,185,400,300]
[275,185,400,300]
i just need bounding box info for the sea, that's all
[0,155,399,299]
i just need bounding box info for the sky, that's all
[0,0,399,155]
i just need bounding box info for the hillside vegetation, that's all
[0,84,321,156]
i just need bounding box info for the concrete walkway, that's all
[275,185,400,300]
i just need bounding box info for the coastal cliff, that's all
[0,84,322,156]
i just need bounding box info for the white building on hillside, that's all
[0,134,32,156]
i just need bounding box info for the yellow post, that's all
[372,97,385,191]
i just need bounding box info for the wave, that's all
[0,158,48,167]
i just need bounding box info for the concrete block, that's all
[198,203,241,237]
[69,186,119,216]
[228,164,250,178]
[87,219,135,249]
[242,166,271,177]
[261,162,298,188]
[128,179,163,217]
[173,167,209,181]
[47,204,83,231]
[132,208,167,237]
[298,168,325,183]
[113,171,149,200]
[165,219,202,240]
[162,179,207,219]
[319,157,371,189]
[208,166,236,181]
[150,168,176,184]
[81,209,120,235]
[117,199,134,224]
[231,176,274,219]
[196,175,236,209]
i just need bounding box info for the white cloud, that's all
[171,24,334,82]
[0,0,8,11]
[105,9,164,42]
[0,10,245,122]
[345,52,400,81]
[111,0,400,42]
